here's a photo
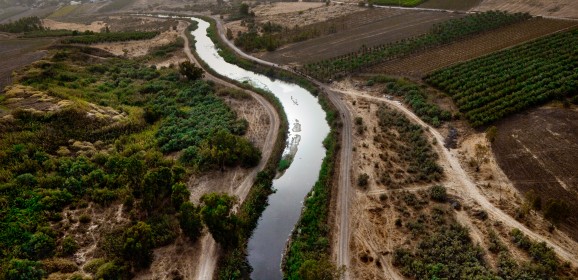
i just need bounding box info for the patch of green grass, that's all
[98,0,135,13]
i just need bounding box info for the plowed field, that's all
[367,18,578,77]
[474,0,578,19]
[258,8,462,65]
[492,107,578,241]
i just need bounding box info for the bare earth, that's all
[91,20,187,57]
[474,0,578,19]
[493,106,578,241]
[42,19,107,32]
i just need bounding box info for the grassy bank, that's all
[282,92,341,280]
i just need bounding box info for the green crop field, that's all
[426,29,578,127]
[371,0,424,7]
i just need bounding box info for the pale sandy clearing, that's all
[42,19,107,32]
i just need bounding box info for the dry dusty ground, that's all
[0,37,53,91]
[257,8,461,66]
[42,19,108,33]
[492,106,578,241]
[91,19,186,57]
[334,78,578,279]
[474,0,578,19]
[225,2,363,39]
[367,17,578,77]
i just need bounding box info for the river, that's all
[190,17,330,279]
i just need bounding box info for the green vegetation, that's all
[0,16,43,33]
[370,0,424,7]
[284,93,341,280]
[367,76,451,126]
[0,46,260,278]
[61,31,159,44]
[302,11,531,81]
[149,37,185,58]
[426,29,578,126]
[393,195,573,279]
[376,107,443,183]
[394,223,493,279]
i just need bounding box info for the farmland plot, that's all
[474,0,578,19]
[425,28,578,126]
[493,107,578,240]
[258,8,461,65]
[369,18,578,77]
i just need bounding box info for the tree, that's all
[171,183,190,209]
[4,259,44,280]
[179,202,203,242]
[22,232,56,260]
[122,222,154,268]
[239,3,250,16]
[178,61,204,81]
[200,193,239,248]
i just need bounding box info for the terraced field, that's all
[368,18,578,77]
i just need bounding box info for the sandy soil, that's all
[42,19,107,32]
[225,2,363,35]
[474,0,578,18]
[91,20,186,57]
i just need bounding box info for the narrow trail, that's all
[335,88,578,267]
[180,21,281,280]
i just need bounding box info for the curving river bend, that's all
[190,18,330,279]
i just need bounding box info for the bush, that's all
[429,185,447,202]
[4,259,44,280]
[179,202,203,242]
[79,214,91,224]
[60,236,79,256]
[357,173,369,188]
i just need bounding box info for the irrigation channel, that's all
[190,17,330,279]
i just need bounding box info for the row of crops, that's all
[425,29,578,127]
[61,31,159,44]
[300,11,531,81]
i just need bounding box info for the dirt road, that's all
[181,21,281,280]
[333,88,578,267]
